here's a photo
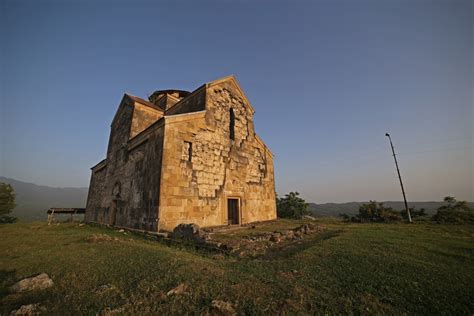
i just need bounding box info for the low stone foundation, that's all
[166,222,327,258]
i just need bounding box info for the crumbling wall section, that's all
[205,80,276,224]
[158,79,276,231]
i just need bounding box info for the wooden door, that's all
[227,198,239,225]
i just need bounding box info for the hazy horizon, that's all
[1,0,472,203]
[1,175,472,204]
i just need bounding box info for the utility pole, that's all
[385,133,412,223]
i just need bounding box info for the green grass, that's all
[1,220,473,315]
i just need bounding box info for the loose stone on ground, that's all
[211,300,236,315]
[9,273,53,293]
[9,304,44,316]
[166,283,188,296]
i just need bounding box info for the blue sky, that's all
[1,0,472,202]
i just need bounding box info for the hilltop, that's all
[1,219,473,314]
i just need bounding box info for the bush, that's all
[400,207,427,220]
[339,213,351,222]
[354,201,402,223]
[432,196,473,224]
[276,192,309,219]
[432,210,474,224]
[0,216,17,224]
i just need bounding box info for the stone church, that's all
[85,75,276,231]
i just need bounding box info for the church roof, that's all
[149,89,191,99]
[125,94,164,112]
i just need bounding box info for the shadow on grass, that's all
[0,270,16,299]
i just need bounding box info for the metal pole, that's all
[385,133,412,223]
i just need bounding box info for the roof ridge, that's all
[125,93,164,112]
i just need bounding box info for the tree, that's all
[438,196,471,212]
[432,196,473,224]
[0,183,16,215]
[0,183,17,223]
[276,192,309,219]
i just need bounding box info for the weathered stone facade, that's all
[85,76,276,231]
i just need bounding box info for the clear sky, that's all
[1,0,472,202]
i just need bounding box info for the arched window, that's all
[229,108,235,140]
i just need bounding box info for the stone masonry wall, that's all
[86,77,276,232]
[130,103,163,138]
[86,100,165,231]
[85,164,106,222]
[158,79,276,231]
[165,88,206,116]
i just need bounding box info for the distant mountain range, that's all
[1,176,472,222]
[0,177,88,221]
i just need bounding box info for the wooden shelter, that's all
[47,208,85,224]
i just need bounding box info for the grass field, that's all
[1,219,473,315]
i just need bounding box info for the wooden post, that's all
[48,209,55,225]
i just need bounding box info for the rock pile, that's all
[207,223,327,258]
[247,223,324,244]
[169,222,325,258]
[170,223,210,244]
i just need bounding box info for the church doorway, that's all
[227,198,240,225]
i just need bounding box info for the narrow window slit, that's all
[188,142,192,162]
[183,141,192,162]
[229,108,235,140]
